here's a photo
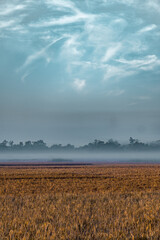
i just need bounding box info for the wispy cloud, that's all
[61,34,83,58]
[147,0,160,13]
[0,4,25,16]
[45,0,78,13]
[0,0,160,94]
[9,25,28,34]
[137,96,151,101]
[73,78,86,90]
[107,89,125,96]
[0,20,16,29]
[29,0,95,29]
[138,24,157,33]
[104,64,135,81]
[102,44,122,62]
[102,0,134,6]
[128,96,151,107]
[116,55,160,70]
[21,71,32,82]
[30,12,93,28]
[19,37,65,71]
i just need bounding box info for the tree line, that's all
[0,137,160,152]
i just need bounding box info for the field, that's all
[0,164,160,239]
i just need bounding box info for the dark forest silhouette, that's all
[0,138,160,152]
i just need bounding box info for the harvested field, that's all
[0,164,160,239]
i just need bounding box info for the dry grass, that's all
[0,164,160,239]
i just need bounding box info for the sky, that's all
[0,0,160,145]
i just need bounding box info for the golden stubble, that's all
[0,164,160,239]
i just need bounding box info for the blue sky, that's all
[0,0,160,145]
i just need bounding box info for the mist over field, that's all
[0,151,160,164]
[0,137,160,164]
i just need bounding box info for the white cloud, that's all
[137,96,151,100]
[0,4,25,16]
[73,79,86,90]
[107,89,125,96]
[102,0,134,6]
[138,24,157,33]
[71,60,98,69]
[128,102,138,106]
[103,55,160,82]
[21,71,32,82]
[45,0,78,13]
[116,55,160,71]
[85,20,113,48]
[0,20,15,29]
[147,0,160,13]
[40,35,52,41]
[19,37,65,70]
[0,13,27,34]
[61,34,83,59]
[60,34,87,76]
[9,25,28,34]
[30,11,93,28]
[128,96,151,107]
[0,0,158,89]
[102,44,121,62]
[104,64,135,81]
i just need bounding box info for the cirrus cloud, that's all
[73,79,86,90]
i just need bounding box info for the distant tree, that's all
[63,144,75,151]
[1,140,8,147]
[24,141,32,149]
[128,137,148,150]
[94,139,98,145]
[97,140,105,145]
[95,140,105,150]
[150,140,160,148]
[32,140,47,149]
[19,142,24,147]
[50,144,62,151]
[106,139,120,149]
[0,140,8,148]
[9,141,14,147]
[129,137,139,145]
[0,138,159,152]
[0,140,8,150]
